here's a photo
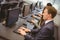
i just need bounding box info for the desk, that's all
[0,18,26,40]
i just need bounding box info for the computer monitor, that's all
[6,8,19,26]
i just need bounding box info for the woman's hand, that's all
[31,14,37,18]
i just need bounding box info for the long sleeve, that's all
[24,34,34,40]
[31,28,40,33]
[24,26,54,40]
[35,27,52,40]
[24,21,54,40]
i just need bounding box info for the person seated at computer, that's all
[30,14,42,29]
[47,3,52,6]
[31,3,53,28]
[18,6,57,40]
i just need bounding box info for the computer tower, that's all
[6,8,19,26]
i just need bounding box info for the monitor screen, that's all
[6,8,19,26]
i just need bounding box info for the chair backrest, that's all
[54,24,58,40]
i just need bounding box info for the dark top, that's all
[24,21,55,40]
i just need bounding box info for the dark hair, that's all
[43,6,57,18]
[47,3,52,6]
